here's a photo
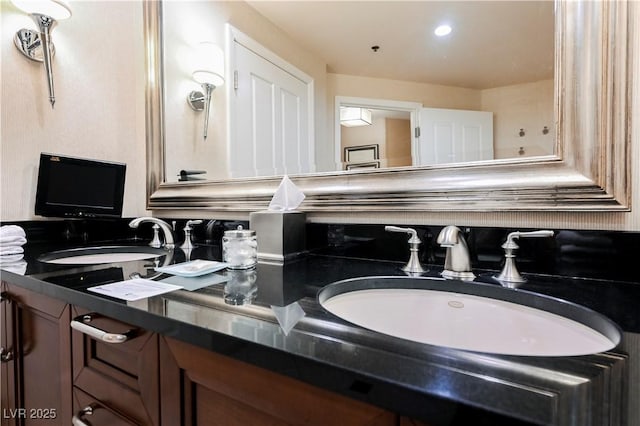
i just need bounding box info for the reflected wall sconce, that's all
[340,107,372,127]
[186,42,225,139]
[12,0,72,108]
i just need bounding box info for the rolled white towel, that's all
[0,253,24,264]
[1,246,24,256]
[0,225,26,239]
[0,258,27,275]
[0,235,27,246]
[0,225,27,247]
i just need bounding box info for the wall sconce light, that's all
[12,0,72,108]
[187,42,225,139]
[340,107,372,127]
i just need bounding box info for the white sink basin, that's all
[318,277,620,357]
[38,246,167,265]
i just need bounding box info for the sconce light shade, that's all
[340,107,373,127]
[192,42,225,87]
[11,0,72,20]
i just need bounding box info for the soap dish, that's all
[155,259,230,277]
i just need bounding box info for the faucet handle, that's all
[180,220,204,251]
[495,230,554,286]
[149,224,163,248]
[502,230,554,249]
[385,226,425,274]
[185,220,203,229]
[384,226,421,244]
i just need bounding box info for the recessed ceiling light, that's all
[434,24,452,37]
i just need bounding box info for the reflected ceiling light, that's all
[12,0,72,108]
[340,107,372,127]
[187,42,225,139]
[434,24,452,37]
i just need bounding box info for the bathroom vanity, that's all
[1,221,636,426]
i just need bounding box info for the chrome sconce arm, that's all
[187,82,217,139]
[12,0,71,108]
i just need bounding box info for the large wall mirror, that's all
[144,0,631,213]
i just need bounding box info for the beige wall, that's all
[1,1,638,231]
[481,79,554,159]
[1,1,147,221]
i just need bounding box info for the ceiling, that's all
[246,1,555,90]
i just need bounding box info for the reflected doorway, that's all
[335,97,421,170]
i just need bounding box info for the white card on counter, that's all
[88,278,183,301]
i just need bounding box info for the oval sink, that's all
[318,276,620,357]
[38,245,167,265]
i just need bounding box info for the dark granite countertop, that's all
[1,239,636,426]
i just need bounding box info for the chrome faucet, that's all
[129,217,176,249]
[385,226,426,274]
[437,225,475,280]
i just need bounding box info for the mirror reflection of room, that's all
[162,1,554,182]
[340,107,412,170]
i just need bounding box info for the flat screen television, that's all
[35,153,126,219]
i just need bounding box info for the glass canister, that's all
[223,269,258,306]
[222,225,257,269]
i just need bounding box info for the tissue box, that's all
[249,211,306,262]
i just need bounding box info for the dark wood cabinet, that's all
[159,336,397,426]
[0,281,72,426]
[71,307,160,426]
[0,280,432,426]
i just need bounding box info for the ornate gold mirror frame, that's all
[143,0,631,213]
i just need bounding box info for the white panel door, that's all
[415,108,494,165]
[231,41,313,178]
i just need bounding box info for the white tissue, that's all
[268,175,305,211]
[271,302,306,335]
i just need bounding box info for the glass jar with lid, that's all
[222,225,257,269]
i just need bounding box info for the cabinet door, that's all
[160,336,396,426]
[0,281,72,426]
[71,307,159,426]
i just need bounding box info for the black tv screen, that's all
[35,153,126,218]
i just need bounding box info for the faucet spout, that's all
[437,226,475,281]
[129,217,175,249]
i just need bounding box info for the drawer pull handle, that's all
[70,314,135,344]
[71,405,94,426]
[0,347,13,362]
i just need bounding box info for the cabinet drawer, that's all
[71,307,159,426]
[73,387,137,426]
